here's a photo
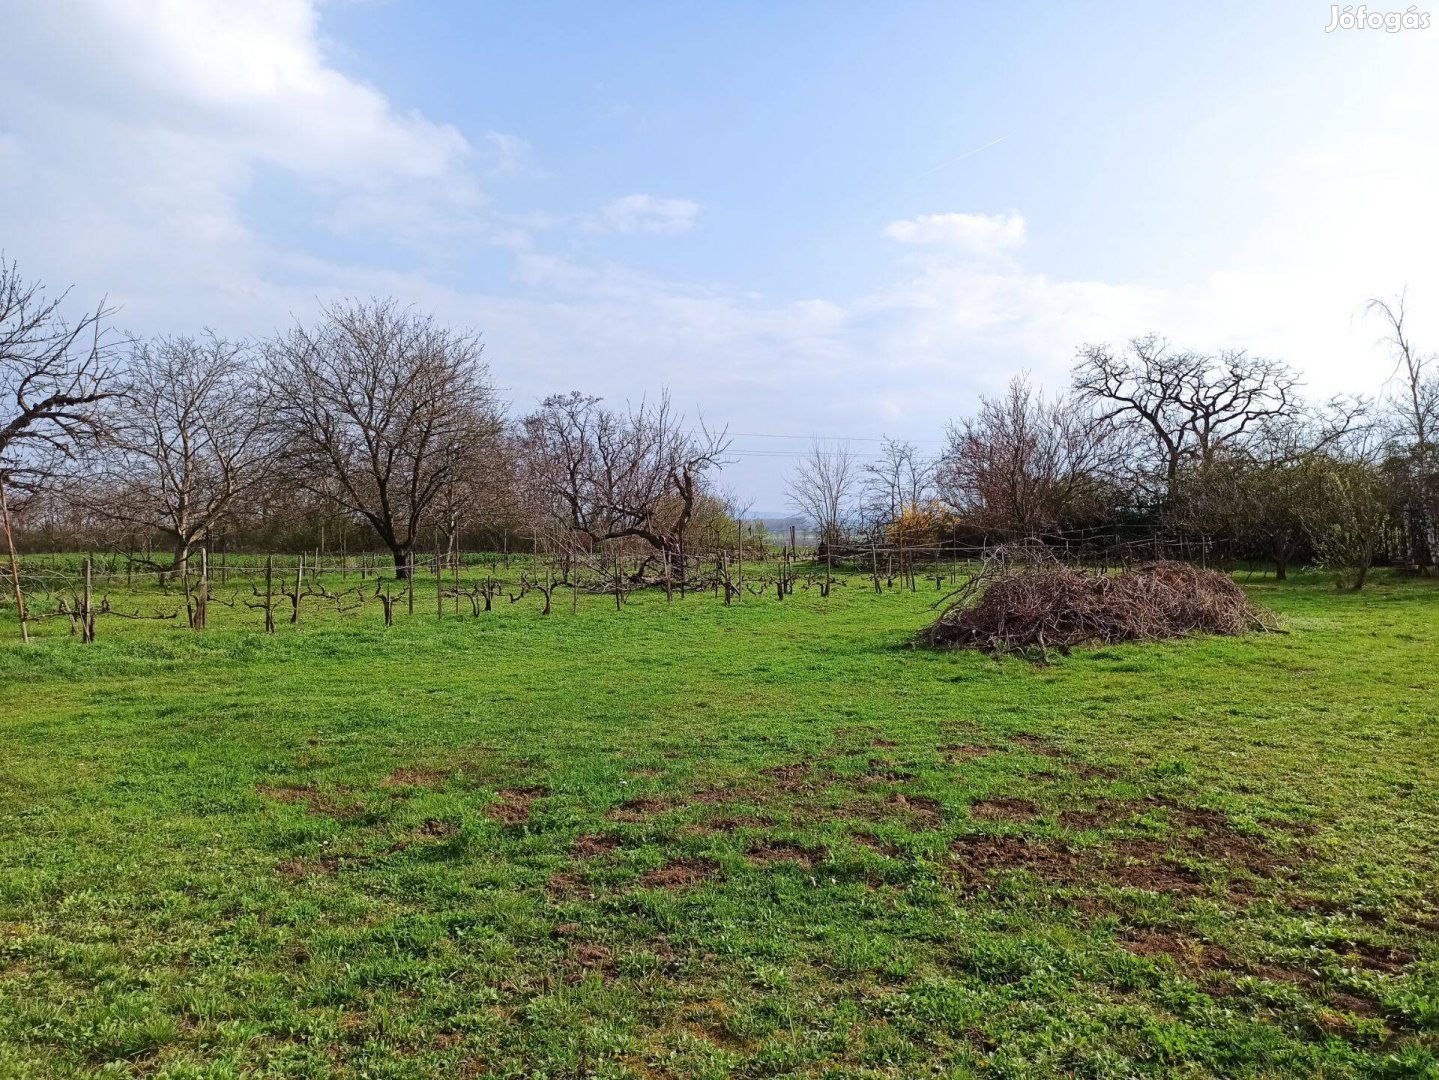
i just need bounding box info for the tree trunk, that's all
[390,541,415,580]
[1274,560,1287,581]
[662,536,686,584]
[173,538,191,576]
[1348,562,1370,592]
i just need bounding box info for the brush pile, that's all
[921,543,1274,657]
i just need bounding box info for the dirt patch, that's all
[419,818,456,839]
[572,833,622,858]
[950,835,1083,887]
[886,793,944,827]
[380,768,449,789]
[1118,928,1231,969]
[1346,942,1417,974]
[851,833,903,858]
[489,786,547,826]
[1068,761,1120,781]
[949,833,1212,895]
[257,784,361,820]
[871,738,899,748]
[546,871,588,897]
[1326,993,1382,1020]
[276,855,341,878]
[1061,806,1132,830]
[863,759,917,783]
[607,797,669,822]
[970,797,1040,822]
[689,813,773,835]
[567,943,616,979]
[747,840,824,868]
[1056,797,1295,882]
[1104,838,1205,894]
[637,857,720,890]
[940,744,994,764]
[1008,734,1065,757]
[760,763,815,791]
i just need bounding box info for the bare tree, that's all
[786,441,858,548]
[266,299,501,579]
[1368,293,1437,568]
[520,391,729,579]
[938,375,1120,536]
[1301,448,1391,591]
[84,333,273,573]
[861,437,935,528]
[1073,334,1299,504]
[0,257,117,490]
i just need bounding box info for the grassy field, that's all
[0,566,1436,1078]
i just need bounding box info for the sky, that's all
[2,0,1437,507]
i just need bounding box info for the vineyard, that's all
[1,567,1436,1077]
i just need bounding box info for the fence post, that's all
[0,479,27,644]
[737,520,744,603]
[196,546,208,630]
[83,555,94,644]
[264,555,275,634]
[292,554,303,625]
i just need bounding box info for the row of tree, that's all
[791,309,1434,589]
[1,255,1434,590]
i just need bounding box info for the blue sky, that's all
[2,1,1436,505]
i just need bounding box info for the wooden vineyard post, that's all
[0,478,28,644]
[382,585,394,626]
[435,543,444,621]
[407,557,415,617]
[453,548,461,615]
[264,555,275,634]
[196,547,208,630]
[572,569,579,614]
[737,520,744,603]
[292,554,303,625]
[83,555,94,644]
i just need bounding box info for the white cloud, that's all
[884,212,1026,254]
[0,0,482,313]
[594,194,700,235]
[482,131,538,178]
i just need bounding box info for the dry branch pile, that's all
[921,544,1274,657]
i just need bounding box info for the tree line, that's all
[1,255,1434,591]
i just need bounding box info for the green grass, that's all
[0,567,1436,1077]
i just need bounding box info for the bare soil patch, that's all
[970,797,1040,822]
[940,744,994,764]
[885,793,944,827]
[851,833,904,858]
[607,797,668,822]
[546,871,588,897]
[380,768,449,789]
[760,763,815,791]
[276,855,342,878]
[1008,734,1065,757]
[567,943,616,980]
[689,813,773,835]
[637,857,720,890]
[863,759,917,782]
[489,786,547,826]
[746,840,824,868]
[572,833,622,858]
